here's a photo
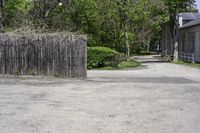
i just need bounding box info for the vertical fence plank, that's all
[0,33,87,78]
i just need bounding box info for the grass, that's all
[95,60,141,70]
[175,61,200,68]
[133,51,159,56]
[118,60,141,69]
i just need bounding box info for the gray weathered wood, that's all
[0,33,87,78]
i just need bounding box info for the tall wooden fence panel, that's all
[0,33,87,78]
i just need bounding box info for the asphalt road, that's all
[0,55,200,133]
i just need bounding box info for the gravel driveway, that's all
[0,55,200,133]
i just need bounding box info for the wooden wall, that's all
[179,25,200,62]
[179,25,200,54]
[0,33,87,78]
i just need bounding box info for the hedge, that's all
[87,47,123,69]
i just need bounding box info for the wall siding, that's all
[179,25,200,62]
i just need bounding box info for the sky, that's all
[196,0,200,12]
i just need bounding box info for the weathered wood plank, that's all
[0,33,87,78]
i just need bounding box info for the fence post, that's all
[192,53,195,63]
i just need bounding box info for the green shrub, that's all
[134,50,158,56]
[118,60,140,69]
[28,69,37,76]
[13,68,21,76]
[87,47,124,69]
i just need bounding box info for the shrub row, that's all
[87,47,124,69]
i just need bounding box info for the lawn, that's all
[175,61,200,68]
[96,60,141,70]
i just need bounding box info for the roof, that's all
[179,13,200,21]
[179,18,200,29]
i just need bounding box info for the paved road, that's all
[0,55,200,133]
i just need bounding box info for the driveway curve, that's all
[0,55,200,133]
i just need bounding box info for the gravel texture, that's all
[0,55,200,133]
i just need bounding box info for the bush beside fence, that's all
[87,47,124,69]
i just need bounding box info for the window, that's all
[188,32,195,52]
[182,33,186,52]
[191,32,195,52]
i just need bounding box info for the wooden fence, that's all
[178,52,200,63]
[0,33,87,78]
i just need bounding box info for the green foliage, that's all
[134,50,158,56]
[139,51,155,55]
[13,68,21,76]
[3,0,31,29]
[54,73,61,77]
[175,61,200,68]
[118,60,141,69]
[95,60,141,70]
[28,69,37,76]
[87,47,123,69]
[0,0,197,55]
[163,0,196,36]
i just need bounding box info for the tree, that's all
[0,0,4,32]
[32,0,70,19]
[42,0,70,19]
[3,0,31,29]
[31,0,71,29]
[0,0,196,59]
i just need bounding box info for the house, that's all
[179,19,200,62]
[161,13,200,62]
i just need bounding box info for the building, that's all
[179,19,200,62]
[161,13,200,62]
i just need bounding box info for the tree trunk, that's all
[0,10,3,32]
[115,25,120,52]
[146,37,150,52]
[173,12,179,62]
[43,0,46,19]
[125,24,130,58]
[0,0,4,33]
[173,33,179,62]
[43,0,60,20]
